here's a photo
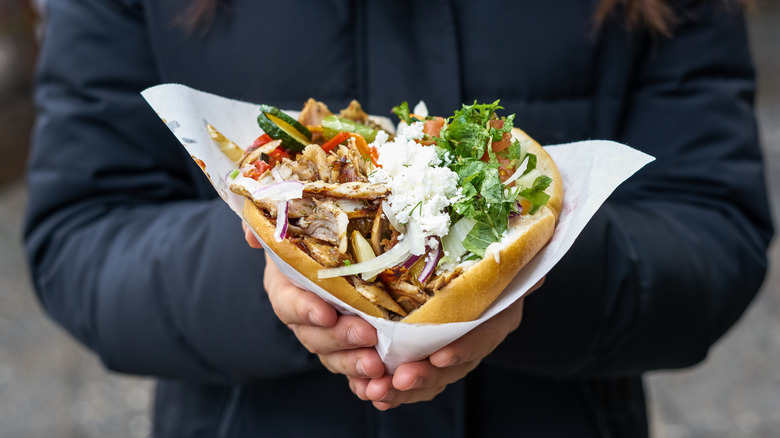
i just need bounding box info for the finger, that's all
[316,348,385,379]
[381,383,449,409]
[364,375,395,405]
[391,358,480,392]
[390,360,433,391]
[372,400,396,411]
[270,286,337,327]
[291,315,378,354]
[349,377,371,401]
[429,297,525,368]
[523,276,546,297]
[242,222,263,249]
[371,378,451,410]
[264,256,337,327]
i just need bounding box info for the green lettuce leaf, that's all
[519,175,552,214]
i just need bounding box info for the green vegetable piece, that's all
[391,102,413,125]
[462,221,498,258]
[320,115,378,143]
[519,175,553,214]
[257,104,312,152]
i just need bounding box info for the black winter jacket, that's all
[25,1,773,437]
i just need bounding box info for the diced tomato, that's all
[244,159,273,180]
[249,133,274,151]
[417,116,446,145]
[489,120,505,129]
[254,160,272,174]
[321,131,350,153]
[480,120,513,162]
[492,132,512,153]
[497,157,516,183]
[423,117,445,138]
[267,146,292,164]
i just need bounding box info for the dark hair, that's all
[176,0,221,34]
[594,0,678,36]
[593,0,753,37]
[179,0,751,37]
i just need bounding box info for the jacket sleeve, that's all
[487,2,773,377]
[24,0,318,383]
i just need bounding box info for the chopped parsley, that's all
[391,102,414,125]
[416,100,552,257]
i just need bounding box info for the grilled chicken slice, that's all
[286,155,319,181]
[303,181,389,200]
[338,100,370,123]
[299,98,333,127]
[340,142,372,179]
[370,204,387,255]
[298,199,350,253]
[386,281,430,312]
[301,144,332,182]
[330,155,362,183]
[298,236,348,268]
[351,278,408,317]
[425,266,464,292]
[334,198,377,219]
[252,197,316,218]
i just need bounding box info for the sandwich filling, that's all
[222,99,553,318]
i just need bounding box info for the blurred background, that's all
[0,1,777,437]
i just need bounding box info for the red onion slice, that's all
[273,200,289,242]
[252,181,304,201]
[418,239,442,284]
[401,254,422,269]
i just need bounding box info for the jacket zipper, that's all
[215,384,243,438]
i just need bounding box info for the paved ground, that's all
[1,5,778,438]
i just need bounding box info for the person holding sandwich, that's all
[24,0,773,437]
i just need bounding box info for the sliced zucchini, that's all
[257,105,312,152]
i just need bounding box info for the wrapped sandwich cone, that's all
[241,128,563,323]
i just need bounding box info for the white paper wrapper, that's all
[142,83,655,372]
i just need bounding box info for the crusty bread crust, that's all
[401,209,555,323]
[242,129,563,323]
[242,202,389,319]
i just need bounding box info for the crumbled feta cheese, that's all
[370,130,389,147]
[369,122,459,238]
[398,121,425,141]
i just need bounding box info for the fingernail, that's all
[347,327,365,345]
[407,375,424,390]
[382,385,396,403]
[308,310,326,327]
[437,355,460,367]
[356,358,367,377]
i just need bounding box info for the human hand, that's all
[348,279,543,410]
[260,249,386,380]
[243,221,263,249]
